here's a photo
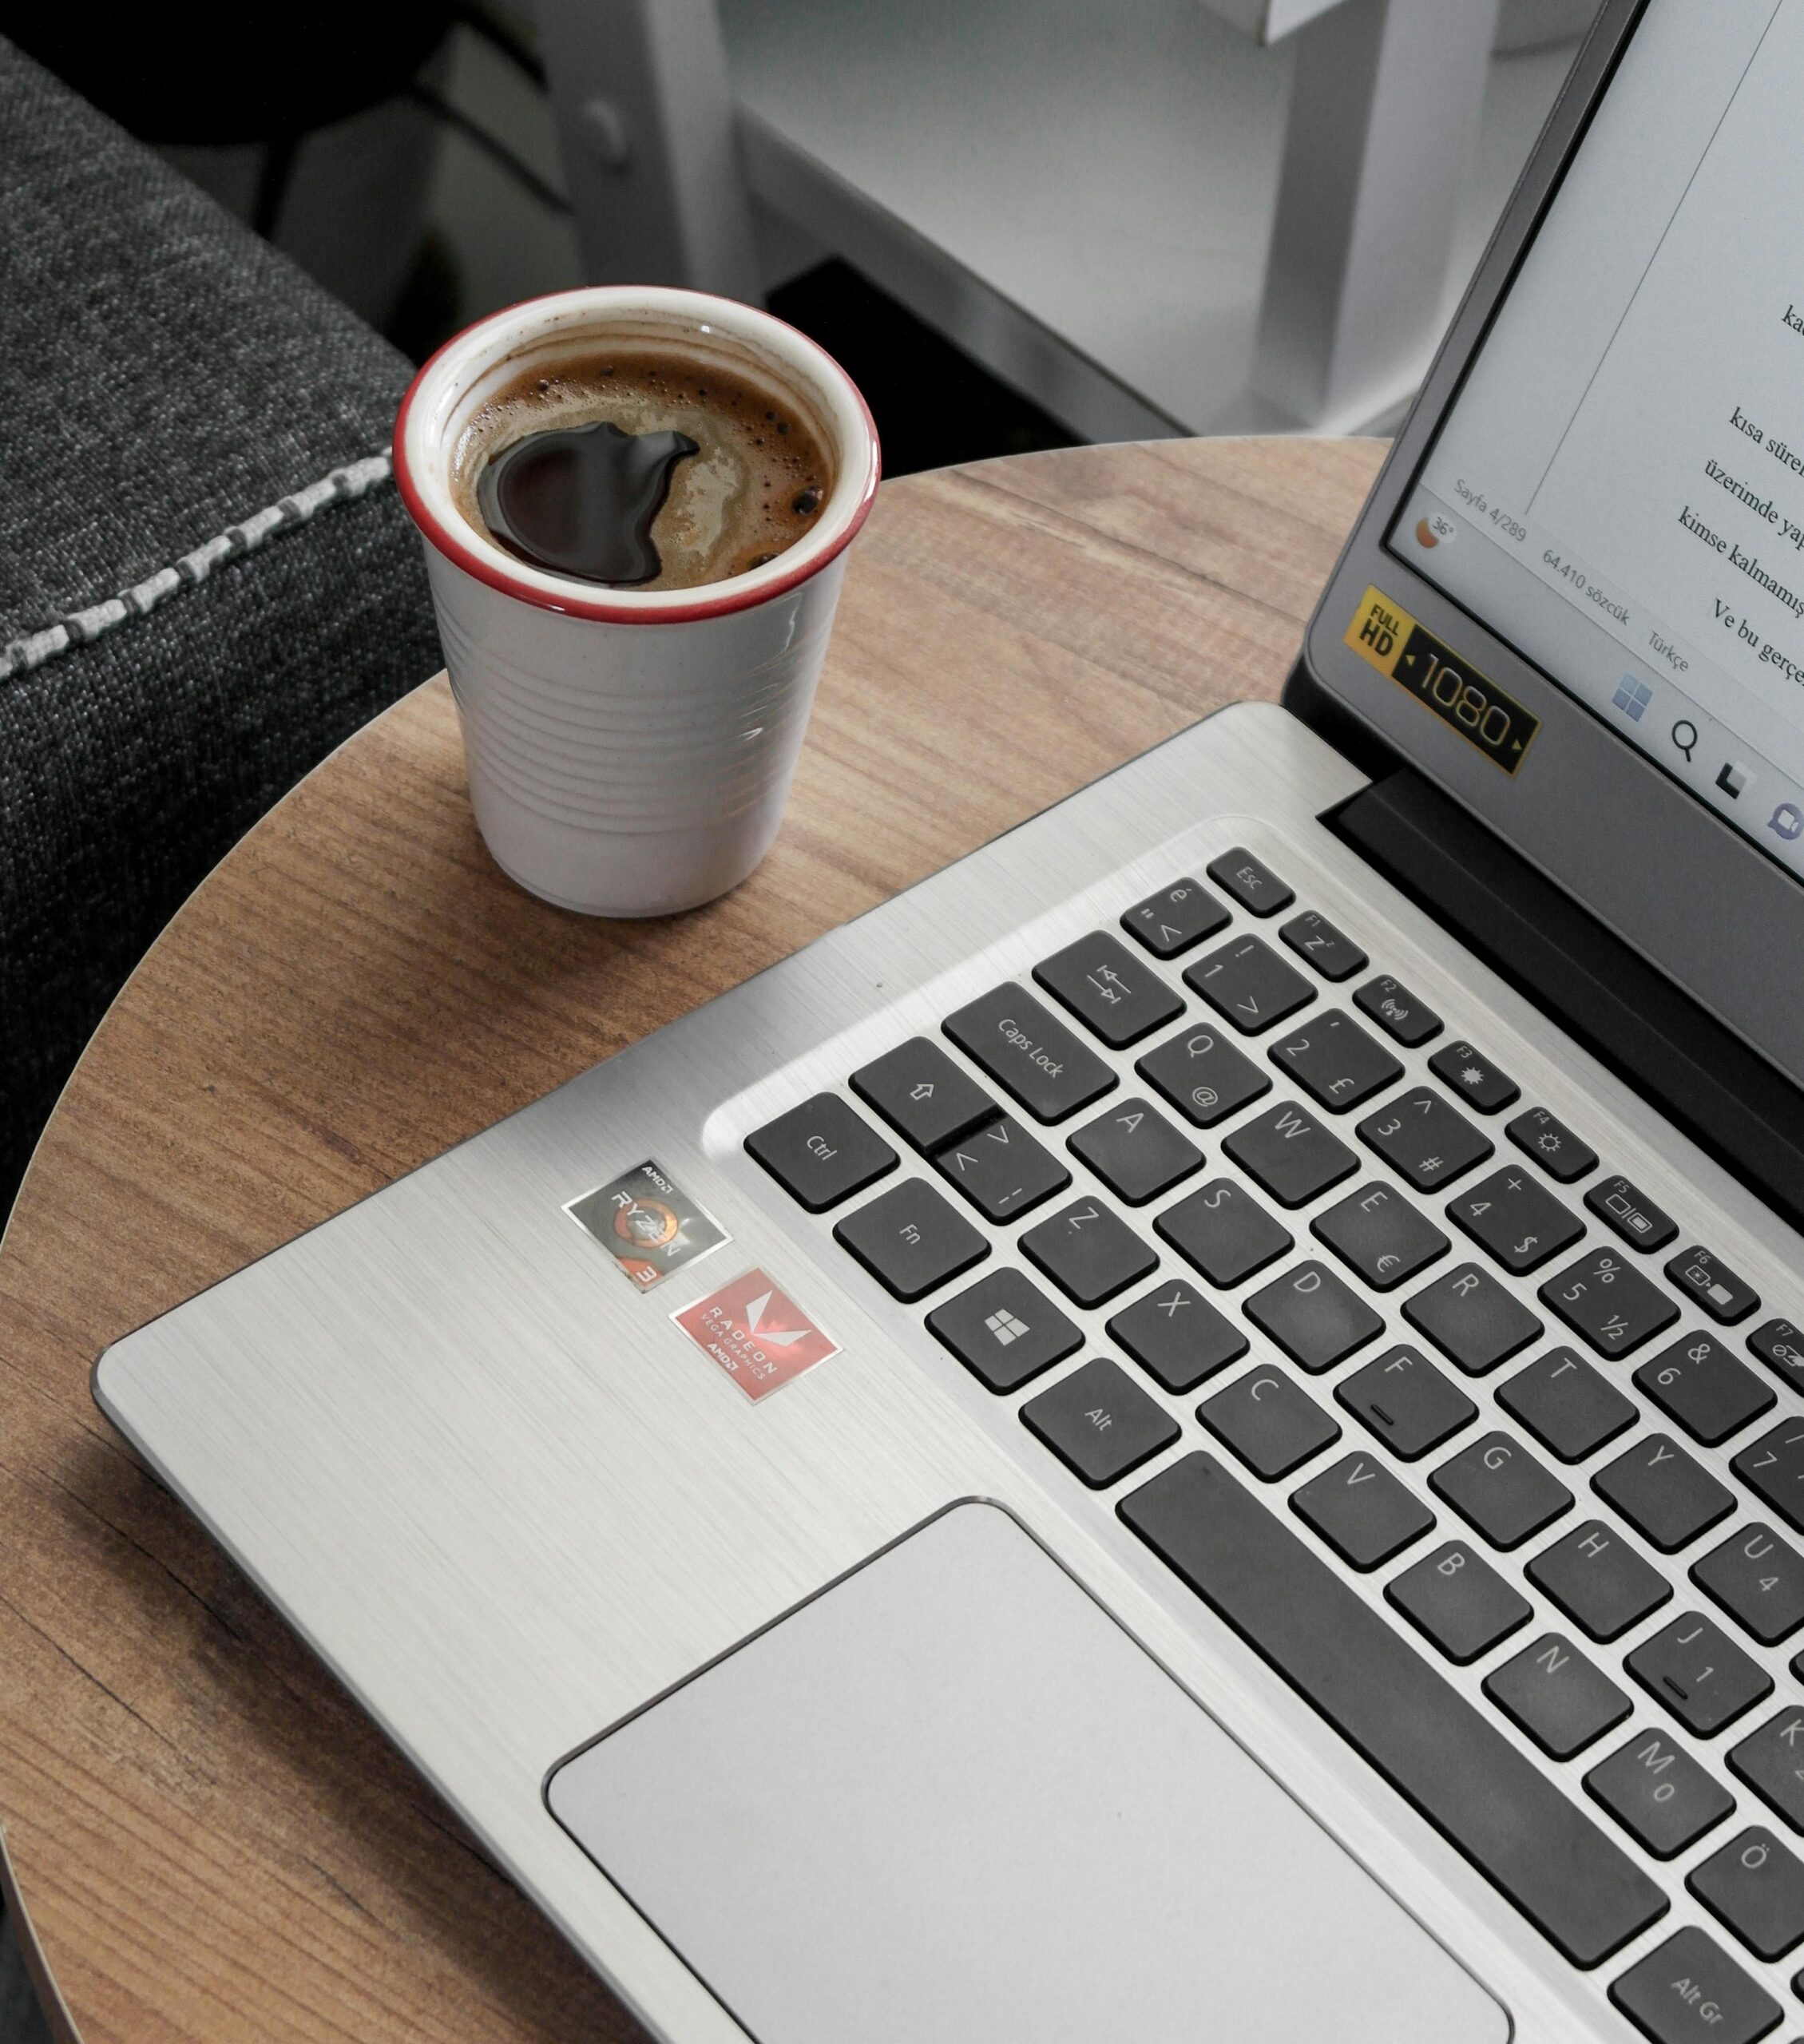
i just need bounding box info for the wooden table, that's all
[0,434,1383,2043]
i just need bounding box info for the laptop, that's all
[95,3,1804,2038]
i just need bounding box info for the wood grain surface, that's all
[0,434,1384,2043]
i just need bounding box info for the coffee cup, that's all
[393,287,880,916]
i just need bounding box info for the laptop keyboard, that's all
[745,844,1802,2037]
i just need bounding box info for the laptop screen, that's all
[1388,0,1804,879]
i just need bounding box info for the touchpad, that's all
[547,1502,1507,2043]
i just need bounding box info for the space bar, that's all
[1120,1452,1667,1969]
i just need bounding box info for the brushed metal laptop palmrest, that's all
[546,1502,1507,2044]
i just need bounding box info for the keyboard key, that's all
[1734,1421,1804,1536]
[1278,909,1366,981]
[1540,1246,1680,1358]
[849,1037,995,1153]
[1584,1173,1679,1253]
[1198,1368,1339,1480]
[942,984,1116,1124]
[1628,1610,1775,1741]
[1428,1039,1520,1113]
[1243,1260,1383,1373]
[1612,1926,1779,2044]
[1020,1196,1158,1309]
[746,1092,898,1212]
[1693,1524,1804,1646]
[1311,1181,1448,1290]
[1595,1435,1735,1554]
[1666,1246,1760,1328]
[1484,1633,1631,1759]
[1507,1105,1598,1182]
[934,1115,1070,1222]
[1121,877,1229,959]
[1629,1614,1773,1737]
[1033,931,1184,1049]
[1205,846,1291,917]
[1021,1358,1180,1488]
[1431,1432,1572,1549]
[1107,1278,1247,1394]
[1266,1011,1402,1112]
[1528,1520,1671,1642]
[1353,972,1442,1047]
[1403,1262,1543,1375]
[1445,1166,1584,1276]
[1155,1178,1291,1288]
[1291,1452,1433,1570]
[835,1179,989,1301]
[1387,1539,1531,1663]
[1497,1347,1636,1462]
[1634,1333,1774,1446]
[1222,1101,1358,1208]
[1588,1733,1736,1860]
[1067,1096,1202,1206]
[1337,1345,1476,1461]
[1358,1087,1493,1191]
[926,1269,1082,1392]
[1690,1827,1804,1962]
[1730,1710,1804,1832]
[1119,1453,1666,1967]
[1136,1020,1271,1128]
[1185,936,1314,1036]
[1747,1318,1804,1399]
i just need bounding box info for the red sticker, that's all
[672,1268,839,1402]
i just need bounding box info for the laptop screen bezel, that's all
[1302,0,1804,1093]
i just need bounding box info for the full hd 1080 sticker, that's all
[565,1159,730,1291]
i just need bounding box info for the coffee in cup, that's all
[451,346,834,592]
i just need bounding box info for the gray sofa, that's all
[0,37,444,1222]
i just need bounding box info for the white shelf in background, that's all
[720,0,1574,438]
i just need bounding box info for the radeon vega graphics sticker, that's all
[566,1159,730,1290]
[672,1267,840,1401]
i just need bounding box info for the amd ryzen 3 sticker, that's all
[672,1267,839,1402]
[566,1160,729,1291]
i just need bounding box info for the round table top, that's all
[0,433,1383,2043]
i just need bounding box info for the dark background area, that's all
[2,4,1079,479]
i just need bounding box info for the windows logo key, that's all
[1612,674,1653,722]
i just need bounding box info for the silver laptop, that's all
[96,5,1804,2038]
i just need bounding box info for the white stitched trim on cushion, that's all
[0,449,395,683]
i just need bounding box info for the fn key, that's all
[835,1179,988,1301]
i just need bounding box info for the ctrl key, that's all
[1609,1925,1782,2044]
[746,1092,897,1211]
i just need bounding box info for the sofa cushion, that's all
[0,38,444,1216]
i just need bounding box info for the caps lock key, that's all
[943,984,1116,1123]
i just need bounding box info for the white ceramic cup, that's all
[393,287,880,916]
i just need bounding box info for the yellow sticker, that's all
[1344,587,1420,678]
[1345,584,1539,776]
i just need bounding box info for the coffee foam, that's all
[450,336,836,592]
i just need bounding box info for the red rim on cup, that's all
[393,286,882,626]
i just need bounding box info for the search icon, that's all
[1672,719,1699,761]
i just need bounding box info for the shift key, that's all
[943,984,1117,1123]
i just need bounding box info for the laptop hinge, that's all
[1329,767,1804,1236]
